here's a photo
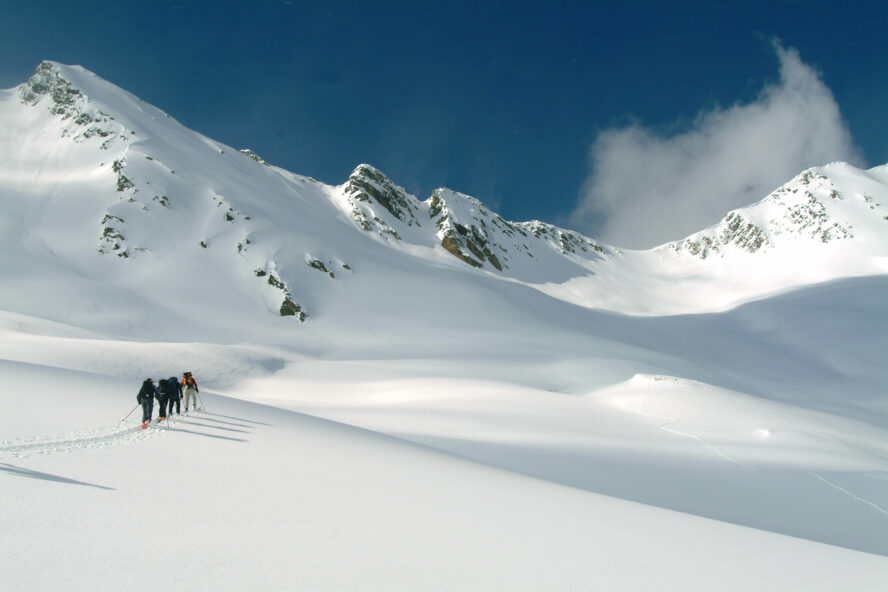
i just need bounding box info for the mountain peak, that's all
[426,188,608,275]
[665,162,888,260]
[349,163,386,179]
[343,163,421,229]
[14,61,126,149]
[19,61,85,118]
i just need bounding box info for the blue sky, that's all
[2,1,886,247]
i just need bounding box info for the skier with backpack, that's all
[156,378,169,422]
[165,375,183,415]
[182,371,199,412]
[136,378,159,429]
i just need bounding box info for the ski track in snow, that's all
[634,396,756,470]
[630,394,888,519]
[809,472,888,518]
[0,415,178,459]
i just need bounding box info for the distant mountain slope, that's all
[534,162,888,314]
[669,163,888,258]
[1,60,886,331]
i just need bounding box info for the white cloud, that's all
[572,42,862,249]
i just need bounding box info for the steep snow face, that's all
[1,62,336,335]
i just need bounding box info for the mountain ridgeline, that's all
[3,61,888,326]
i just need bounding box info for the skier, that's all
[156,378,169,421]
[136,378,159,429]
[165,375,183,415]
[182,371,199,412]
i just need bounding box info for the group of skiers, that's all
[136,372,200,429]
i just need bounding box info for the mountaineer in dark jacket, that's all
[164,376,183,415]
[156,378,169,421]
[136,378,159,428]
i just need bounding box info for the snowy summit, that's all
[2,61,888,591]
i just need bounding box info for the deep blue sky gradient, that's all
[2,0,886,230]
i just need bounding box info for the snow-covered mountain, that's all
[3,62,888,589]
[4,61,886,330]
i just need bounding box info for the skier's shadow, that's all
[0,463,115,491]
[175,420,251,434]
[181,415,252,429]
[162,427,248,443]
[203,412,273,427]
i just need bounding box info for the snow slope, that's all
[3,361,887,591]
[2,62,888,589]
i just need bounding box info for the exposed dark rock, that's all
[345,164,420,227]
[19,62,82,118]
[20,62,117,144]
[429,188,605,272]
[720,213,770,253]
[239,149,270,166]
[441,236,482,268]
[308,259,335,278]
[112,159,134,192]
[279,299,306,320]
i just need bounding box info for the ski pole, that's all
[197,390,207,412]
[122,404,139,422]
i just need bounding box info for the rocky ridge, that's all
[20,61,121,147]
[669,164,885,259]
[339,165,610,273]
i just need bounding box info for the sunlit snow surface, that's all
[2,62,887,590]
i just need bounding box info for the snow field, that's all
[3,358,888,591]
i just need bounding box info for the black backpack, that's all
[138,379,154,401]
